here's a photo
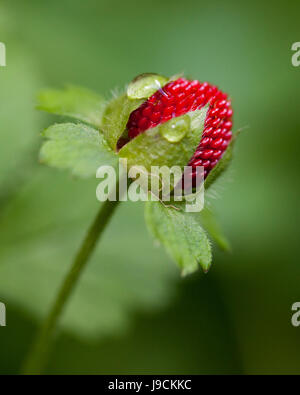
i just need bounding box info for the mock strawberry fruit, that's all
[126,77,233,179]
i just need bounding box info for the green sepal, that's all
[145,201,212,275]
[119,105,209,172]
[101,93,144,150]
[199,207,231,251]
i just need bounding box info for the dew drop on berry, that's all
[160,115,190,143]
[127,73,168,99]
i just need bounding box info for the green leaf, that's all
[199,207,231,251]
[119,105,209,172]
[145,201,212,275]
[205,131,240,189]
[101,93,143,150]
[39,123,117,178]
[37,85,106,129]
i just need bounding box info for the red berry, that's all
[126,78,233,179]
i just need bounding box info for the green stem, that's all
[22,197,120,375]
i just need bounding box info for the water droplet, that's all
[127,73,168,99]
[160,116,190,143]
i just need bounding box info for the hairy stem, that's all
[22,196,120,374]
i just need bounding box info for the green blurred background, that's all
[0,0,299,374]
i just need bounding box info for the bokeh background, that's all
[0,0,299,374]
